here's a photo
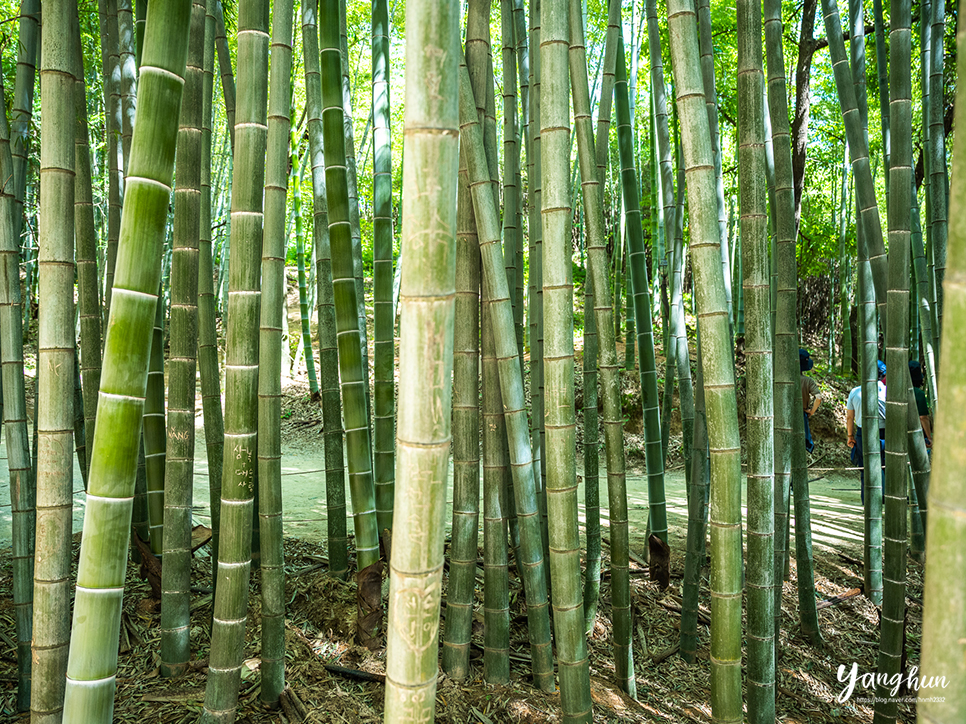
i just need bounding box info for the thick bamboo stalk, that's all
[118,0,138,173]
[541,0,593,717]
[213,0,236,148]
[666,0,743,720]
[302,0,349,580]
[33,6,76,720]
[918,6,966,715]
[319,0,382,640]
[382,1,458,716]
[459,62,555,692]
[737,1,775,718]
[199,0,225,581]
[160,0,206,678]
[372,0,395,537]
[820,0,889,329]
[143,287,167,554]
[203,0,270,718]
[0,64,34,718]
[875,2,912,719]
[257,0,293,705]
[615,37,667,544]
[927,0,947,335]
[62,3,192,720]
[567,0,632,688]
[440,148,481,680]
[10,0,40,252]
[764,0,821,650]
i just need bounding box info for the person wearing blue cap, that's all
[800,349,822,453]
[845,361,887,500]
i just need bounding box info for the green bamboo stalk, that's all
[927,0,947,337]
[257,0,293,704]
[102,0,123,324]
[73,10,102,490]
[529,0,546,538]
[202,0,269,717]
[458,61,555,692]
[615,36,667,544]
[737,1,775,718]
[33,6,76,720]
[874,3,911,720]
[568,0,632,686]
[820,0,889,328]
[644,0,676,271]
[319,0,382,635]
[301,0,349,580]
[10,0,40,253]
[764,0,821,650]
[338,0,374,474]
[838,145,852,376]
[482,299,511,684]
[512,0,529,361]
[160,0,206,678]
[0,66,35,717]
[440,148,481,680]
[199,0,225,582]
[294,144,320,398]
[541,0,593,716]
[871,0,889,212]
[501,0,520,337]
[143,285,167,554]
[382,0,458,714]
[918,5,966,713]
[372,0,395,537]
[695,0,731,328]
[213,0,236,148]
[62,2,192,720]
[666,0,743,720]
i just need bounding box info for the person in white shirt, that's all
[845,360,886,501]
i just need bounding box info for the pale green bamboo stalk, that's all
[875,3,911,720]
[541,0,592,716]
[199,0,225,581]
[567,0,631,685]
[160,0,206,678]
[257,0,293,704]
[319,0,382,638]
[440,147,481,680]
[644,0,676,266]
[512,0,529,361]
[301,0,349,580]
[62,3,192,720]
[666,0,742,720]
[372,0,395,535]
[382,0,458,715]
[33,6,76,720]
[202,0,269,718]
[459,62,555,692]
[501,0,522,343]
[838,145,852,376]
[737,1,775,718]
[0,66,34,717]
[918,6,966,714]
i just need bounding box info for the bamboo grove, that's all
[0,0,963,722]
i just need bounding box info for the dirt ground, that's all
[0,287,925,723]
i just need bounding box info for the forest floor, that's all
[0,279,924,723]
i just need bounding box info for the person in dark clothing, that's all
[800,348,822,453]
[909,360,932,447]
